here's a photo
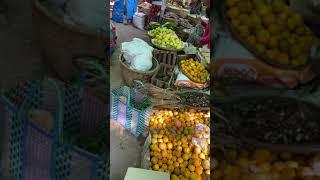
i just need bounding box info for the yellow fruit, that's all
[262,14,275,27]
[153,164,160,170]
[238,1,252,13]
[257,30,270,44]
[268,24,281,35]
[267,37,278,49]
[253,149,272,165]
[226,0,238,8]
[226,7,240,18]
[246,35,256,47]
[239,14,250,25]
[257,5,270,17]
[277,53,289,65]
[256,44,266,54]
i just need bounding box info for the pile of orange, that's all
[149,109,210,180]
[149,109,210,130]
[180,59,208,84]
[213,148,320,180]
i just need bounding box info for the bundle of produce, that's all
[186,24,204,47]
[177,92,210,108]
[148,109,210,179]
[179,58,209,84]
[225,0,318,68]
[216,97,320,145]
[177,18,193,29]
[163,12,180,20]
[133,82,181,107]
[213,147,320,179]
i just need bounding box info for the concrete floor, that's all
[110,22,150,180]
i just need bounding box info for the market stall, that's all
[211,0,320,179]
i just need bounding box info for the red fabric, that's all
[200,22,210,48]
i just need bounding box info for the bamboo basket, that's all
[150,63,175,89]
[153,49,177,65]
[32,0,106,82]
[120,54,159,87]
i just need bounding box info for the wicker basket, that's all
[175,26,190,42]
[161,16,178,26]
[32,0,106,82]
[120,55,159,87]
[166,6,189,18]
[151,63,175,89]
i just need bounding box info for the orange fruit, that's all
[195,166,203,175]
[188,164,196,172]
[151,157,158,164]
[153,164,160,170]
[199,153,206,160]
[183,154,190,161]
[178,157,184,164]
[159,142,167,150]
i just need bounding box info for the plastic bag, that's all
[192,123,210,151]
[121,38,153,71]
[133,12,146,30]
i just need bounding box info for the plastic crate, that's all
[0,78,109,180]
[111,86,151,138]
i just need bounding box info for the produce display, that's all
[151,29,184,50]
[225,0,317,67]
[149,109,210,180]
[148,27,176,37]
[213,148,320,179]
[180,58,209,84]
[178,92,210,108]
[217,98,320,144]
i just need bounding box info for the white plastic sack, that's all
[133,12,146,30]
[121,38,153,71]
[66,0,106,30]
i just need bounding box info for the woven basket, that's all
[161,16,178,26]
[120,54,159,87]
[32,0,106,82]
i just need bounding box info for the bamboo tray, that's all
[222,4,311,70]
[151,39,183,52]
[214,95,320,154]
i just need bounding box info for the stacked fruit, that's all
[148,27,175,37]
[151,29,184,50]
[149,109,210,180]
[225,0,317,67]
[180,59,209,83]
[149,109,210,130]
[213,148,320,179]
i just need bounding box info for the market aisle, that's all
[110,22,149,180]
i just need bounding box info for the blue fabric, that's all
[126,0,137,20]
[112,0,124,23]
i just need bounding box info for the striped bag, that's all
[111,86,151,138]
